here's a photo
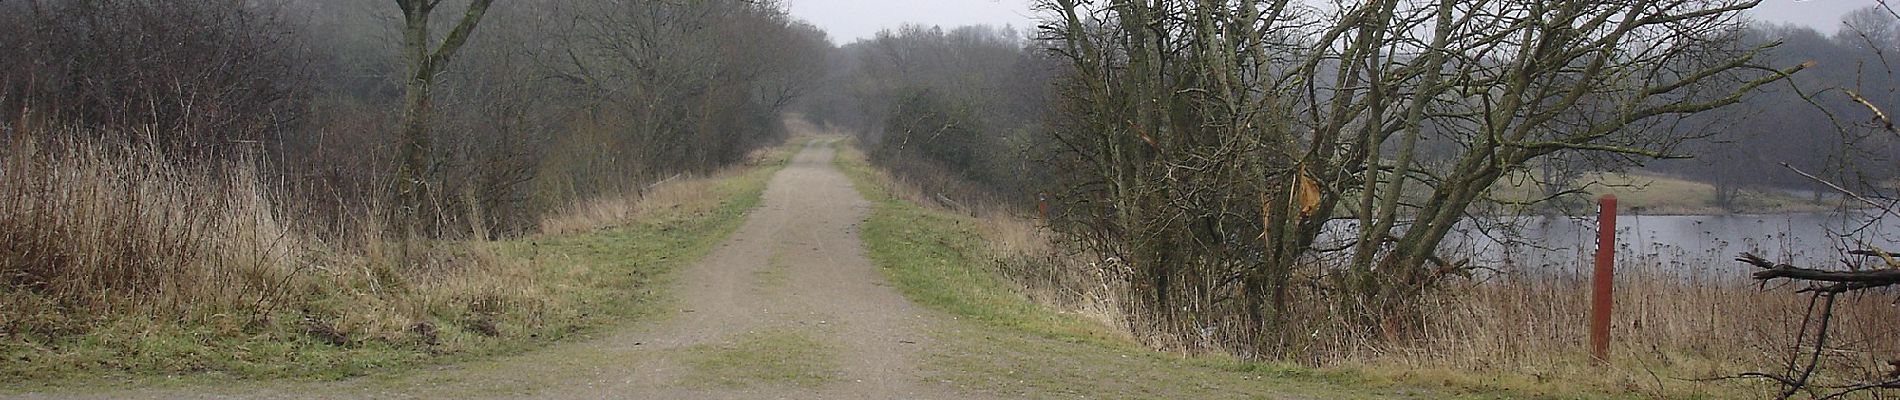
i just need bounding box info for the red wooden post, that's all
[1591,194,1618,364]
[1037,192,1050,221]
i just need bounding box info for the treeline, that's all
[2,0,828,237]
[811,25,1056,207]
[1648,14,1900,203]
[826,11,1900,224]
[292,0,829,236]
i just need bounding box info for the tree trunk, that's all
[392,0,496,239]
[395,7,433,238]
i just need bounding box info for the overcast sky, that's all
[1751,0,1885,31]
[784,0,1039,43]
[786,0,1886,45]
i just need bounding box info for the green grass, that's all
[0,140,798,388]
[832,142,1119,348]
[677,328,843,389]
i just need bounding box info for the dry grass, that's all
[992,232,1899,395]
[0,132,562,377]
[980,216,1131,337]
[537,171,740,236]
[986,224,1900,396]
[1366,258,1900,396]
[0,135,304,330]
[0,117,803,383]
[539,129,804,236]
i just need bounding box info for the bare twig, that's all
[1843,89,1897,136]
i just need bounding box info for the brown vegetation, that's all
[1,135,299,327]
[0,132,542,349]
[957,200,1900,396]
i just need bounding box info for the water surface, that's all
[1319,212,1900,279]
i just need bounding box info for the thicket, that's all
[814,25,1058,209]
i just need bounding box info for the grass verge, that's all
[833,141,1416,399]
[832,141,1116,347]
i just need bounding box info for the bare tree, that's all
[392,0,497,237]
[1037,0,1807,355]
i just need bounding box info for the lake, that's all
[1472,212,1900,277]
[1318,212,1900,279]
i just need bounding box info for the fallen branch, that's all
[1739,253,1900,292]
[644,173,684,192]
[935,192,969,215]
[1816,378,1900,400]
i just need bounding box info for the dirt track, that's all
[10,139,976,399]
[594,137,967,399]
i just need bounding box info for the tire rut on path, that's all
[9,138,975,400]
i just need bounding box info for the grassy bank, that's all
[0,138,798,386]
[833,141,1404,399]
[831,139,1879,399]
